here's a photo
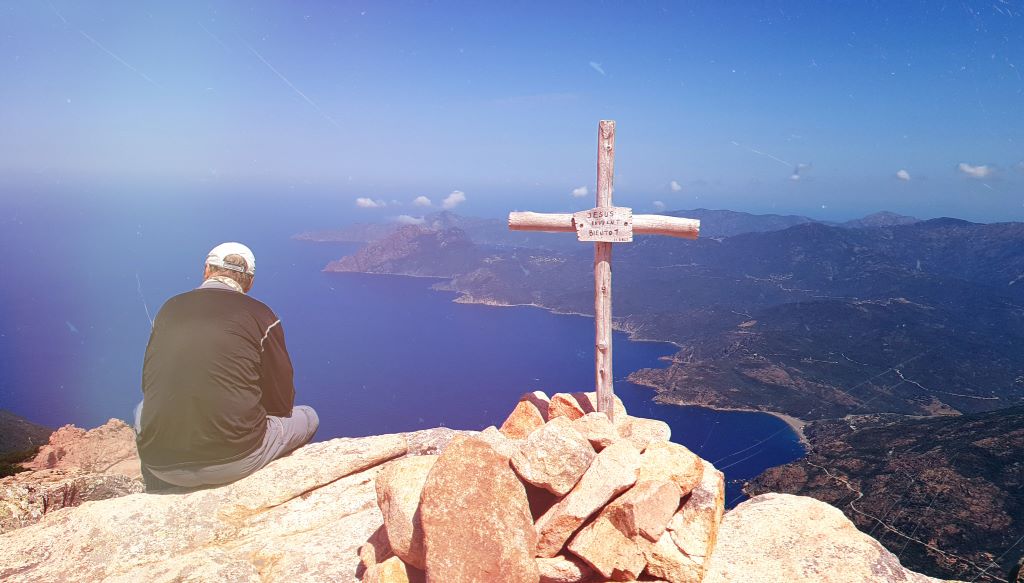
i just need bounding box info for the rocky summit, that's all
[0,396,960,582]
[0,419,144,534]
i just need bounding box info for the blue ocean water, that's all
[0,190,803,505]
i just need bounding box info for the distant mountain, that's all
[745,406,1024,582]
[840,211,919,229]
[324,225,486,276]
[624,218,1024,419]
[664,208,917,235]
[663,208,817,238]
[298,211,578,251]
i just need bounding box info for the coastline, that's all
[642,387,810,446]
[446,287,809,445]
[324,268,806,446]
[709,406,807,446]
[452,288,810,445]
[449,290,685,349]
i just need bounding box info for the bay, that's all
[0,192,804,505]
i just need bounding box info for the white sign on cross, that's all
[508,120,701,422]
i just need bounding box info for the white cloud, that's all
[958,162,993,179]
[669,180,682,192]
[442,190,466,210]
[394,215,425,225]
[413,195,432,207]
[589,61,606,76]
[571,185,589,198]
[653,200,666,211]
[355,197,386,208]
[896,169,911,181]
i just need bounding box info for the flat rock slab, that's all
[402,427,462,456]
[703,493,953,583]
[376,455,437,569]
[535,440,641,557]
[0,433,409,583]
[0,469,144,534]
[420,435,539,583]
[511,417,595,496]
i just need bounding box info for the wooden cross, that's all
[508,120,700,422]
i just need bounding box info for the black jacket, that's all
[136,287,295,469]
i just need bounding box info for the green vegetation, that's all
[0,448,38,478]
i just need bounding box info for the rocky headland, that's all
[0,394,960,582]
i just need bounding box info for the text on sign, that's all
[573,206,634,242]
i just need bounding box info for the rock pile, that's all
[360,391,725,583]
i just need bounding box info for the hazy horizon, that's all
[1,176,1018,228]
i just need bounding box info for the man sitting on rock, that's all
[135,242,319,491]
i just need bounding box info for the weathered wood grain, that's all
[594,120,616,420]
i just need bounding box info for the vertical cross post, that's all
[508,120,700,424]
[594,120,616,420]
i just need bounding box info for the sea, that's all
[0,188,804,505]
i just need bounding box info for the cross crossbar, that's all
[507,120,701,421]
[508,211,700,239]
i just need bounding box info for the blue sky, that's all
[1,1,1022,221]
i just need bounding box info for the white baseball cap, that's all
[206,242,256,275]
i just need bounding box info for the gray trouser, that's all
[135,402,319,488]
